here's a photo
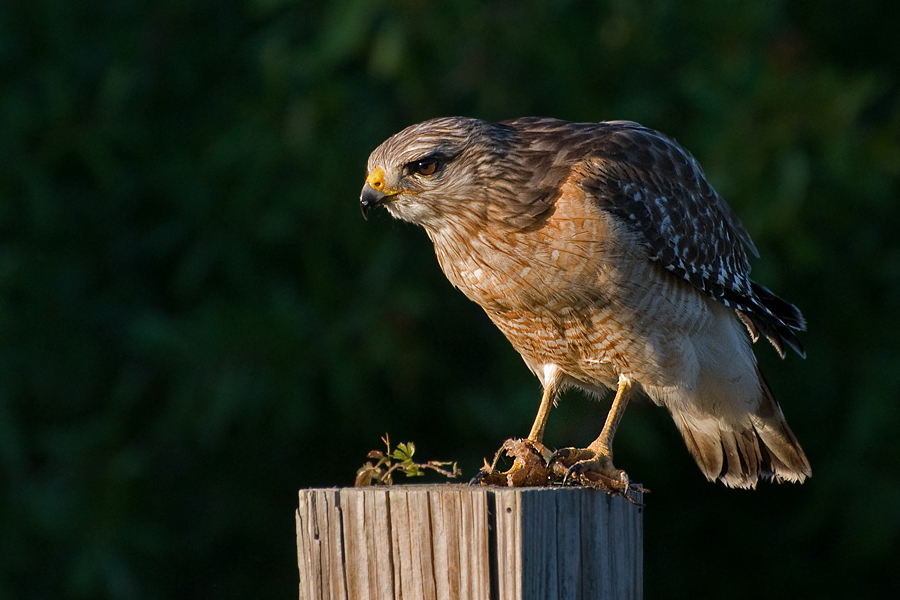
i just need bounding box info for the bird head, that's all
[360,117,519,232]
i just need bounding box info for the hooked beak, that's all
[359,184,388,220]
[360,166,395,220]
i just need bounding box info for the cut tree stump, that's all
[296,485,642,600]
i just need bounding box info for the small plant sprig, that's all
[355,434,461,486]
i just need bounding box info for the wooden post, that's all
[297,485,642,600]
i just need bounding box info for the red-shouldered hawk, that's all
[360,117,810,490]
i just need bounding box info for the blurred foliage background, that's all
[2,0,899,598]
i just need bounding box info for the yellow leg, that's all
[587,375,632,458]
[548,375,634,488]
[526,376,562,443]
[476,368,563,485]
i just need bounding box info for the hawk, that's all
[360,116,810,489]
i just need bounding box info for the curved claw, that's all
[562,461,590,485]
[547,448,572,470]
[469,471,487,486]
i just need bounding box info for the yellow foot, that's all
[473,440,646,500]
[548,447,631,492]
[473,438,555,487]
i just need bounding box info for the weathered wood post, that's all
[297,484,642,600]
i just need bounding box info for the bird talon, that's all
[562,462,584,485]
[468,470,488,486]
[546,448,570,470]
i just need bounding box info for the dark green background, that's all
[3,0,899,598]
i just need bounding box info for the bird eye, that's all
[414,158,439,176]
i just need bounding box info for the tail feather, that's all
[740,282,806,359]
[672,369,810,489]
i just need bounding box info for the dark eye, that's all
[414,157,439,176]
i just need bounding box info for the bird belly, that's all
[485,303,621,390]
[430,196,743,402]
[478,256,737,401]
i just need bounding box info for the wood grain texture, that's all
[297,486,641,600]
[493,487,643,600]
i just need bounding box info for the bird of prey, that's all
[360,116,810,490]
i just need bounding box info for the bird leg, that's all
[474,371,641,492]
[550,375,633,490]
[526,375,560,443]
[474,375,562,487]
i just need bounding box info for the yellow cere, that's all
[366,167,385,190]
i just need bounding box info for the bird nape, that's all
[360,116,810,492]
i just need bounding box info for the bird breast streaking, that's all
[360,116,810,490]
